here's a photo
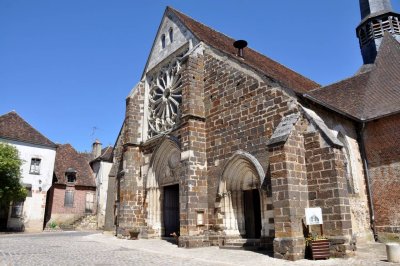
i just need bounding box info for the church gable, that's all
[145,8,198,74]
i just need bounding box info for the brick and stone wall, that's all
[307,105,372,242]
[364,114,400,237]
[203,49,298,242]
[50,185,96,225]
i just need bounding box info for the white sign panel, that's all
[305,207,323,225]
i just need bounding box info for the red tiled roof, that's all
[168,7,319,94]
[305,33,400,121]
[54,144,96,187]
[0,111,56,147]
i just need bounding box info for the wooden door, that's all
[243,189,262,238]
[163,184,180,237]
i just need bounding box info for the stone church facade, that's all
[106,0,400,260]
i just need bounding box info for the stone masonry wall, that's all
[304,130,353,256]
[202,49,299,232]
[364,114,400,236]
[305,104,371,241]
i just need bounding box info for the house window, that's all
[64,190,74,207]
[30,158,41,174]
[169,28,173,43]
[65,168,77,183]
[161,34,166,49]
[11,201,24,218]
[67,173,76,183]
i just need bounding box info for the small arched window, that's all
[161,34,166,49]
[169,28,173,43]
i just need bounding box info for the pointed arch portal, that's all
[217,151,269,238]
[146,137,181,237]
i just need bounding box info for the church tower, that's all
[357,0,400,64]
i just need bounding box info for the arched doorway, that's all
[217,151,268,238]
[146,138,182,237]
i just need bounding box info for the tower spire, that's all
[359,0,393,19]
[357,0,400,64]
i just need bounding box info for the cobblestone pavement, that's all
[0,231,396,265]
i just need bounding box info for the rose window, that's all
[148,60,183,135]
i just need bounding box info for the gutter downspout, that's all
[357,122,378,241]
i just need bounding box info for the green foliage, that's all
[0,143,27,202]
[49,221,57,229]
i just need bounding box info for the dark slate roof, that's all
[305,33,400,121]
[54,144,96,187]
[99,146,113,162]
[0,111,56,147]
[90,146,113,164]
[168,7,319,94]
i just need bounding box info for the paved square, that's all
[0,232,392,265]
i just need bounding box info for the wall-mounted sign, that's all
[305,207,323,225]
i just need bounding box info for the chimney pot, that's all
[233,40,248,58]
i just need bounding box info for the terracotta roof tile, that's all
[169,7,319,94]
[305,33,400,121]
[0,111,56,147]
[54,144,95,187]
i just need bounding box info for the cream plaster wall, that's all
[0,138,56,232]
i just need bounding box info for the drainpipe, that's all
[357,122,378,241]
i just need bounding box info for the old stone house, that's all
[107,0,399,260]
[89,140,113,229]
[45,144,96,227]
[0,111,57,232]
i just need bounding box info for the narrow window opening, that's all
[161,34,166,49]
[169,28,173,43]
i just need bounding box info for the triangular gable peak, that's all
[142,7,318,94]
[144,7,199,75]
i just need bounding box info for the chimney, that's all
[92,139,102,159]
[233,40,248,58]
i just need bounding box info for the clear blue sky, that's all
[1,0,399,152]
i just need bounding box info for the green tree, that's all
[0,143,27,202]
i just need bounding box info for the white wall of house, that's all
[0,138,56,232]
[93,160,112,229]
